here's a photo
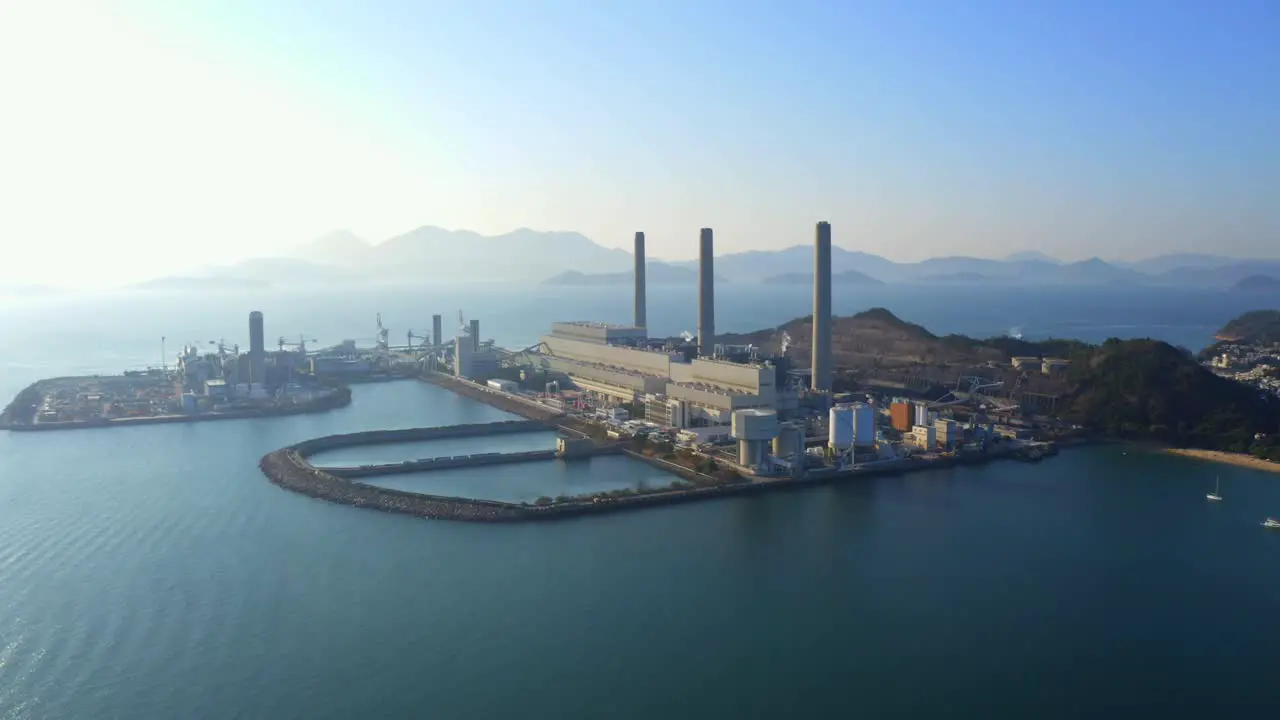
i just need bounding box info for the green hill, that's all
[1216,310,1280,343]
[1063,338,1279,452]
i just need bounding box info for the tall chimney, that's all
[698,228,715,357]
[470,319,480,352]
[432,314,443,348]
[812,222,832,392]
[249,310,265,386]
[634,231,647,328]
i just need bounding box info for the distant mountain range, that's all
[543,262,727,286]
[761,269,884,286]
[1231,275,1280,293]
[143,225,1280,290]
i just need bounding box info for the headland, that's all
[1,374,351,431]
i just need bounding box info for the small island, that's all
[1230,275,1280,293]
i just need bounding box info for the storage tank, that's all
[828,405,854,450]
[914,403,931,427]
[852,403,876,448]
[772,422,803,459]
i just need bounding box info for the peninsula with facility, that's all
[6,224,1279,517]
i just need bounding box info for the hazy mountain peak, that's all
[1005,250,1060,263]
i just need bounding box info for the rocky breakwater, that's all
[261,420,559,522]
[260,448,532,522]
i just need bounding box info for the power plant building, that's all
[538,322,781,423]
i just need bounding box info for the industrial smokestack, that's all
[698,228,715,357]
[470,319,480,352]
[248,310,266,386]
[634,231,646,328]
[812,222,832,392]
[432,314,443,348]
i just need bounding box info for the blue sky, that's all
[0,0,1276,284]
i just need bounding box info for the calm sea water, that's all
[3,286,1280,718]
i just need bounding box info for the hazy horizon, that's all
[2,0,1277,287]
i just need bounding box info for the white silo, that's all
[852,403,876,448]
[828,405,854,450]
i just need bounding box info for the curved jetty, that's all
[258,420,770,522]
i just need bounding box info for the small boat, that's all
[1263,518,1280,529]
[1206,476,1222,502]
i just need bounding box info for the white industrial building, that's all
[537,322,789,424]
[732,408,779,470]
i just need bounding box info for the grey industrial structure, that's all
[634,231,646,329]
[469,319,480,352]
[698,228,715,358]
[248,310,266,386]
[432,314,443,349]
[812,221,832,392]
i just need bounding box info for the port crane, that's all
[278,335,317,353]
[375,313,390,352]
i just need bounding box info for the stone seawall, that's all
[328,449,559,478]
[291,419,550,457]
[259,428,766,522]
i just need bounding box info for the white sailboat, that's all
[1206,476,1222,502]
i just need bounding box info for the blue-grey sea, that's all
[2,284,1279,719]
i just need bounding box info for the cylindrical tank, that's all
[828,405,854,449]
[738,438,765,469]
[852,403,876,448]
[772,422,803,458]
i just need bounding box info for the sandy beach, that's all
[1165,448,1280,473]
